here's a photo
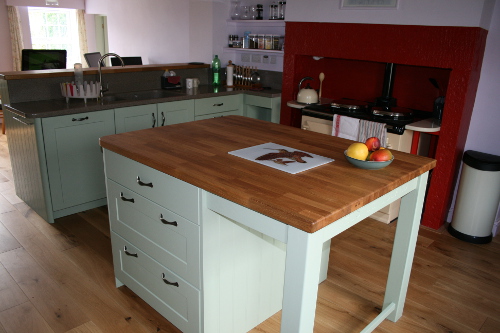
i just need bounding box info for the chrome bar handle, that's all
[12,117,33,126]
[152,113,156,128]
[120,192,135,203]
[161,111,165,126]
[213,103,224,106]
[72,116,89,121]
[123,246,138,257]
[136,176,153,188]
[160,214,178,227]
[161,273,179,287]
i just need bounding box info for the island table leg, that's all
[383,172,429,322]
[280,226,324,333]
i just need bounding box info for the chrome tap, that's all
[98,53,125,98]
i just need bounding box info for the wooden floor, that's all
[0,132,499,333]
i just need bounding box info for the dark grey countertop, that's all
[4,85,281,119]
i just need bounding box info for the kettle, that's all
[297,76,319,104]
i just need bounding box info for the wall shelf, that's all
[223,47,284,55]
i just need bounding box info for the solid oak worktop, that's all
[99,116,436,233]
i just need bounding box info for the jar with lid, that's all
[264,35,273,50]
[249,34,257,49]
[269,2,278,20]
[257,34,265,49]
[278,1,286,20]
[256,4,263,20]
[272,35,280,50]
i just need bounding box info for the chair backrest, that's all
[84,52,103,67]
[111,56,142,66]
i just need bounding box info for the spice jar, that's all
[278,1,286,20]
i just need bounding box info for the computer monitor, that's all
[84,52,103,67]
[21,49,67,71]
[111,56,142,66]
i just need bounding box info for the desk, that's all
[100,116,436,332]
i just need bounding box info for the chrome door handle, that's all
[213,103,224,106]
[152,113,156,128]
[136,176,153,188]
[161,111,165,126]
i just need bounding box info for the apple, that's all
[369,149,393,161]
[365,137,381,152]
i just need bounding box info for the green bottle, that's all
[212,55,221,86]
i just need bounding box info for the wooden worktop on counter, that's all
[99,116,436,233]
[0,63,209,80]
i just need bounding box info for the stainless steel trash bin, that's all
[448,150,500,244]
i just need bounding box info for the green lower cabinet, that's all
[42,110,115,214]
[158,100,195,125]
[244,95,281,124]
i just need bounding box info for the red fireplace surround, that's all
[280,22,488,229]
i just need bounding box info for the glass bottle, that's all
[278,1,286,20]
[212,55,221,86]
[240,6,250,20]
[230,0,241,20]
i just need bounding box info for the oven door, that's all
[301,115,334,135]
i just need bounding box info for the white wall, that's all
[286,0,495,29]
[85,0,216,65]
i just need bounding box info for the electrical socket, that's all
[241,54,250,62]
[251,54,261,63]
[270,55,277,64]
[263,55,269,64]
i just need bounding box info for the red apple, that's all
[365,137,381,152]
[369,149,393,161]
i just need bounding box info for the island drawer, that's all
[107,179,201,287]
[194,95,241,116]
[111,232,200,333]
[104,150,200,223]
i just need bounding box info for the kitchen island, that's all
[99,116,436,333]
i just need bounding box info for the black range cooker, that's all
[302,99,414,135]
[302,63,418,135]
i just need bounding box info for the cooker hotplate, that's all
[302,100,414,135]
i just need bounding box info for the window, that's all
[28,7,80,68]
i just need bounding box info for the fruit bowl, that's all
[344,151,394,170]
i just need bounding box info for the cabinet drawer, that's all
[194,95,241,116]
[104,150,200,223]
[107,179,200,287]
[194,109,241,120]
[111,232,200,333]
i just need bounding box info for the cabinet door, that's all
[244,95,281,123]
[42,110,115,211]
[115,104,158,133]
[158,100,195,126]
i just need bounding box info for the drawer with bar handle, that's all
[106,179,201,287]
[111,232,200,333]
[104,150,200,223]
[194,95,241,116]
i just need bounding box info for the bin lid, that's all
[463,150,500,171]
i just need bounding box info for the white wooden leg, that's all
[280,226,324,333]
[383,172,429,322]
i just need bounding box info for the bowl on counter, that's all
[344,151,394,170]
